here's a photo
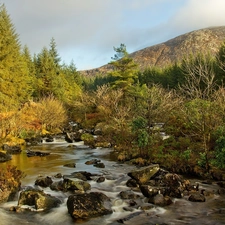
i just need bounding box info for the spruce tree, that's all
[0,4,31,111]
[108,44,138,93]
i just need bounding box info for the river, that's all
[0,139,225,225]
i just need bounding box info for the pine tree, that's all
[0,4,32,111]
[49,37,61,67]
[35,47,57,97]
[108,44,138,93]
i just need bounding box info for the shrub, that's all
[34,95,68,132]
[0,165,25,202]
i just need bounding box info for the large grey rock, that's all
[128,164,159,184]
[67,192,112,219]
[18,190,61,210]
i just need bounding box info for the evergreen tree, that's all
[49,37,61,67]
[0,4,32,111]
[35,47,57,97]
[108,44,138,94]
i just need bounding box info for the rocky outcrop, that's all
[80,26,225,76]
[67,192,112,219]
[127,164,159,184]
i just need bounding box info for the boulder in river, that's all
[18,189,61,211]
[2,144,22,154]
[63,162,76,168]
[148,193,173,206]
[67,192,112,219]
[34,176,53,188]
[0,151,11,162]
[127,164,159,184]
[50,178,91,193]
[188,193,206,202]
[26,149,50,157]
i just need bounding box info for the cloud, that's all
[170,0,225,32]
[4,0,225,70]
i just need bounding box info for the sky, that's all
[3,0,225,70]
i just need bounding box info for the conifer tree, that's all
[0,4,31,111]
[35,47,57,97]
[108,44,138,93]
[49,37,61,67]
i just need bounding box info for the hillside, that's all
[79,26,225,76]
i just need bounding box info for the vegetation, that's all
[1,3,225,182]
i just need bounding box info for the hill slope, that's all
[80,26,225,76]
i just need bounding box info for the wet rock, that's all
[93,162,105,168]
[26,149,50,157]
[162,173,186,198]
[67,192,112,219]
[63,163,76,168]
[218,188,225,195]
[62,178,91,192]
[126,178,138,187]
[69,171,96,181]
[2,144,22,154]
[188,193,206,202]
[0,151,11,162]
[45,136,54,142]
[140,204,154,211]
[25,136,42,146]
[140,185,161,198]
[116,212,143,224]
[148,194,173,206]
[18,190,61,210]
[35,176,53,188]
[50,180,63,191]
[119,190,140,199]
[54,173,63,178]
[128,164,159,184]
[65,132,74,143]
[96,176,105,183]
[85,158,101,165]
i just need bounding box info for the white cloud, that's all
[3,0,225,70]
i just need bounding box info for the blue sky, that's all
[4,0,225,70]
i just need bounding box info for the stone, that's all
[18,190,61,210]
[0,152,11,162]
[62,178,91,192]
[119,190,140,200]
[188,193,206,202]
[67,192,112,219]
[148,194,173,206]
[2,144,22,154]
[63,163,76,168]
[35,176,53,188]
[128,164,159,184]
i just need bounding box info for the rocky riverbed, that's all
[0,139,225,225]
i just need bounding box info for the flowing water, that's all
[0,139,225,225]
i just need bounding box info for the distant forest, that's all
[2,3,225,175]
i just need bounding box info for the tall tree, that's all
[0,4,32,111]
[49,37,61,67]
[108,44,138,94]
